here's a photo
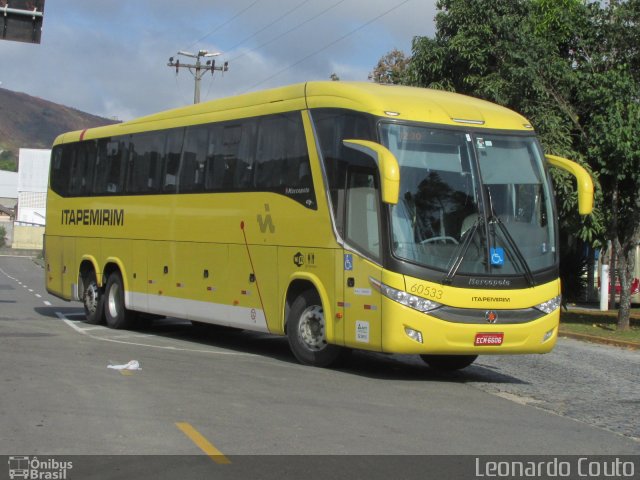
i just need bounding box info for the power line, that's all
[168,50,229,104]
[244,0,412,92]
[229,0,348,63]
[183,0,262,51]
[224,0,313,55]
[198,0,311,103]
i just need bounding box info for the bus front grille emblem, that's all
[485,310,498,323]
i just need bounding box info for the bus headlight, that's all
[370,278,442,313]
[534,295,562,314]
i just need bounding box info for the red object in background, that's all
[599,277,640,295]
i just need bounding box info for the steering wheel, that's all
[420,236,459,245]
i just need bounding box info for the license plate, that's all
[474,332,504,346]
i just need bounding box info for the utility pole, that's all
[168,50,229,104]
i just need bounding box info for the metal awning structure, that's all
[0,204,15,218]
[1,1,45,44]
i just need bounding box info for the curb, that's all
[559,330,640,350]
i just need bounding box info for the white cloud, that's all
[0,0,437,120]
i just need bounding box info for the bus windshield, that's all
[379,123,556,277]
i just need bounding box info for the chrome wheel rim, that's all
[107,282,120,318]
[297,305,326,351]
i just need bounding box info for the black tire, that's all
[286,289,347,367]
[82,270,105,325]
[420,354,478,372]
[104,271,135,329]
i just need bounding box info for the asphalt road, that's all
[0,254,638,479]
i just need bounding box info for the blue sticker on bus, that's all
[344,254,353,271]
[490,247,505,266]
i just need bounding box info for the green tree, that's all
[393,0,640,328]
[572,0,640,329]
[369,48,410,84]
[0,150,17,171]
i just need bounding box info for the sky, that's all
[0,0,437,121]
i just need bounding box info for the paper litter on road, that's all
[107,360,142,371]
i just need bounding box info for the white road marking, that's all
[43,301,52,306]
[55,312,254,356]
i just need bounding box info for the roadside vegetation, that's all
[560,308,640,345]
[372,0,640,331]
[0,149,17,171]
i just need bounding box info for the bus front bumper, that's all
[381,298,559,355]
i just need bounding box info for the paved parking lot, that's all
[0,254,638,478]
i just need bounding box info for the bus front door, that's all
[342,168,383,351]
[343,252,382,351]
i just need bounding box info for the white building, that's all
[16,148,51,226]
[0,169,18,246]
[8,149,51,249]
[0,169,18,210]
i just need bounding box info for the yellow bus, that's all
[45,82,593,370]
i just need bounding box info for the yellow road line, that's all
[175,422,231,464]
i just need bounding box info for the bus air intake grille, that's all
[428,306,545,324]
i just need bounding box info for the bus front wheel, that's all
[104,271,135,329]
[82,271,104,325]
[287,290,347,367]
[420,354,478,371]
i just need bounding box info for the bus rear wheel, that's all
[420,354,478,371]
[104,271,135,329]
[82,271,104,325]
[287,290,347,367]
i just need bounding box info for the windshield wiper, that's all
[443,215,483,285]
[490,216,536,287]
[484,186,536,287]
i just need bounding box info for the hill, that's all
[0,87,119,170]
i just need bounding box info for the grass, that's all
[559,307,640,345]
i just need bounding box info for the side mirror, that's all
[545,154,594,215]
[343,139,400,205]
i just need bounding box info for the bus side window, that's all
[220,124,241,190]
[205,125,224,191]
[67,144,81,196]
[51,145,72,196]
[233,121,256,190]
[69,141,97,196]
[312,109,376,235]
[254,113,315,207]
[180,125,209,193]
[255,116,288,189]
[346,170,381,260]
[127,132,164,194]
[163,128,184,193]
[214,121,256,191]
[96,137,128,195]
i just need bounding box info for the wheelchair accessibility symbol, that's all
[490,247,505,266]
[344,254,353,271]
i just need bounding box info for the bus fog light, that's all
[543,328,555,343]
[404,327,423,343]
